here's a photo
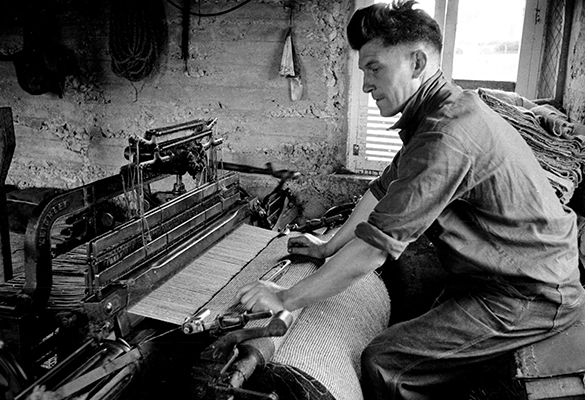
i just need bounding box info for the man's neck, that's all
[420,65,441,86]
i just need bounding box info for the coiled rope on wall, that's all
[109,0,166,82]
[166,0,254,17]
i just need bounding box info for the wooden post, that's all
[0,107,15,282]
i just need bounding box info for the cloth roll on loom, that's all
[129,224,391,400]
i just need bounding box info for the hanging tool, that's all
[279,3,303,101]
[182,0,191,76]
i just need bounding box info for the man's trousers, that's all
[360,285,585,400]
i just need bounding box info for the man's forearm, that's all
[323,190,379,256]
[282,237,387,311]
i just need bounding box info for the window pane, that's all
[453,0,525,82]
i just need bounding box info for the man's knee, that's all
[361,343,377,376]
[362,345,384,398]
[361,343,401,398]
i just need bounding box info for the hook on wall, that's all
[283,0,302,14]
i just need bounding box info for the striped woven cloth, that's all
[478,88,585,205]
[214,232,391,400]
[194,229,391,400]
[269,267,390,400]
[130,224,391,399]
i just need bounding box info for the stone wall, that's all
[0,0,368,220]
[5,0,584,221]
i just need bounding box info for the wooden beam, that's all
[440,0,459,81]
[556,0,575,103]
[0,107,15,282]
[516,0,549,98]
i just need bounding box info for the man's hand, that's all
[287,233,330,259]
[235,280,286,313]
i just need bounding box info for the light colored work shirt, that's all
[356,71,583,305]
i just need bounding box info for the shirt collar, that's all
[392,69,450,143]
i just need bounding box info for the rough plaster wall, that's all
[564,0,585,124]
[0,0,362,220]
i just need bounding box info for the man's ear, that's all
[412,50,427,79]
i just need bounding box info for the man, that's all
[236,1,585,399]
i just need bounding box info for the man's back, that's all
[413,82,581,301]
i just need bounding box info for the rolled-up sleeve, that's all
[356,132,472,259]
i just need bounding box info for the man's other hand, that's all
[235,280,286,313]
[287,233,329,259]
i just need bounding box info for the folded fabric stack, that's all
[478,88,585,205]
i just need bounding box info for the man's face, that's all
[358,40,420,117]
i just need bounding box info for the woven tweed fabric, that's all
[478,88,585,204]
[132,225,391,399]
[197,231,328,352]
[269,266,390,400]
[202,231,391,400]
[129,224,280,325]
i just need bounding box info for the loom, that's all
[0,113,391,400]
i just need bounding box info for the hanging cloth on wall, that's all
[279,7,303,101]
[279,30,296,77]
[181,0,191,76]
[0,0,75,98]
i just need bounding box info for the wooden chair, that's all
[514,306,585,400]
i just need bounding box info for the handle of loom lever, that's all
[201,310,293,364]
[226,337,275,390]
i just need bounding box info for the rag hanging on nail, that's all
[279,17,303,101]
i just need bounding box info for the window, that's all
[450,0,525,82]
[346,0,553,175]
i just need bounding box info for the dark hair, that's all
[347,0,442,53]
